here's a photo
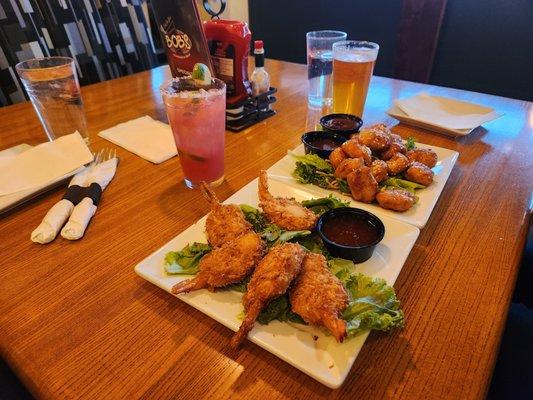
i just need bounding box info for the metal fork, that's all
[89,148,117,170]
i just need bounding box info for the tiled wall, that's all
[0,0,160,107]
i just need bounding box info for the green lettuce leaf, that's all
[290,152,333,172]
[328,257,357,279]
[224,276,250,293]
[293,162,337,189]
[337,178,351,194]
[164,242,211,275]
[301,194,350,215]
[382,177,426,192]
[340,273,404,336]
[293,234,329,256]
[239,204,311,247]
[406,136,416,151]
[240,204,270,232]
[256,295,305,325]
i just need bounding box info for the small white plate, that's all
[0,144,82,214]
[135,178,419,388]
[386,104,473,137]
[267,143,458,229]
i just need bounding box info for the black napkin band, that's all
[63,183,103,206]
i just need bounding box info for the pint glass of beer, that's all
[332,41,379,117]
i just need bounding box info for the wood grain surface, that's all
[0,59,531,400]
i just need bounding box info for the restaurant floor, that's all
[1,228,532,400]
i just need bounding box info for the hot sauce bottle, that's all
[204,19,252,106]
[251,40,270,96]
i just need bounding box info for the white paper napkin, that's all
[60,198,97,240]
[61,157,118,240]
[30,167,90,244]
[98,115,177,164]
[31,157,118,243]
[0,133,93,196]
[395,92,502,130]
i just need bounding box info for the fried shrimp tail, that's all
[171,275,207,295]
[200,182,219,207]
[231,243,307,347]
[258,170,318,231]
[202,183,252,247]
[290,253,349,342]
[171,232,265,295]
[230,300,263,347]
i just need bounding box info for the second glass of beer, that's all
[332,41,379,117]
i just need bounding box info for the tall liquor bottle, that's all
[151,0,213,77]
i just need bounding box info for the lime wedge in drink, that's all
[192,63,212,86]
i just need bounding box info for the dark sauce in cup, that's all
[321,213,381,247]
[324,118,358,131]
[308,137,341,151]
[319,114,363,138]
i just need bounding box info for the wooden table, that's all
[0,59,531,400]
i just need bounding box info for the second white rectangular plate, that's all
[135,178,419,388]
[267,143,458,229]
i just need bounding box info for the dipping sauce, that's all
[309,137,341,151]
[321,213,381,247]
[324,118,358,131]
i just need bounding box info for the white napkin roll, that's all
[60,198,97,240]
[31,199,75,244]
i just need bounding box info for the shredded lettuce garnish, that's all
[164,242,211,275]
[290,152,333,172]
[301,194,349,215]
[406,136,417,151]
[380,177,425,196]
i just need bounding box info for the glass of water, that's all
[15,57,89,143]
[306,30,347,108]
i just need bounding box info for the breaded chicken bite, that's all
[347,166,378,203]
[329,147,347,169]
[404,162,434,186]
[341,140,372,166]
[357,124,392,152]
[376,189,416,212]
[371,159,389,183]
[335,158,364,179]
[406,148,438,168]
[380,141,407,160]
[386,153,410,175]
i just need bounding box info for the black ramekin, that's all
[316,207,385,263]
[301,131,347,159]
[319,113,363,138]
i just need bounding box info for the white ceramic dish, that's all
[135,178,419,388]
[387,104,474,137]
[0,144,82,214]
[267,143,458,229]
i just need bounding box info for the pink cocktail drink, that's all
[161,77,226,188]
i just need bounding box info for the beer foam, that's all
[334,50,377,63]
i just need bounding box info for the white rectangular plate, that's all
[135,178,420,388]
[267,143,458,229]
[0,144,82,214]
[387,104,472,137]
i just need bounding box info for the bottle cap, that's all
[254,40,264,50]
